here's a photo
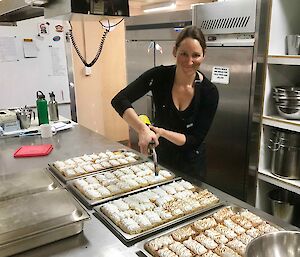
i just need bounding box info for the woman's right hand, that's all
[138,127,159,155]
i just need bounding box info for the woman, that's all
[111,26,219,181]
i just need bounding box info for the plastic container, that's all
[36,91,49,125]
[48,91,59,121]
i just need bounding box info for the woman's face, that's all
[173,37,204,76]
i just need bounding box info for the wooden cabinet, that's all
[256,0,300,219]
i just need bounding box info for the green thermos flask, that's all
[36,91,49,125]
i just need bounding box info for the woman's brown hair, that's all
[175,25,206,55]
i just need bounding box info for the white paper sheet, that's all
[211,66,230,85]
[49,46,67,76]
[0,37,18,62]
[23,39,38,58]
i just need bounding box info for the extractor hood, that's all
[0,0,129,22]
[45,0,129,20]
[0,0,44,22]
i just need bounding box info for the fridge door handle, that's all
[155,43,163,54]
[147,41,154,53]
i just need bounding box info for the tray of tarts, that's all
[68,161,177,209]
[48,149,144,183]
[143,204,283,257]
[93,179,222,243]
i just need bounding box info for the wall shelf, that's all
[258,169,300,195]
[262,115,300,132]
[268,55,300,65]
[256,0,300,215]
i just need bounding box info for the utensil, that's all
[273,86,300,94]
[276,106,300,119]
[245,231,300,257]
[16,106,35,129]
[268,189,300,224]
[270,144,300,179]
[269,129,300,179]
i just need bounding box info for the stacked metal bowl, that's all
[245,231,300,257]
[273,86,300,119]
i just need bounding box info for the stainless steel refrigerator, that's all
[193,0,268,202]
[124,0,267,203]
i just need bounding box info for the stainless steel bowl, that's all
[273,95,300,100]
[275,100,300,106]
[273,86,300,93]
[245,231,300,257]
[277,106,300,119]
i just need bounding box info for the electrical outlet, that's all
[85,66,92,76]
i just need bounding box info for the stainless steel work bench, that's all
[0,125,298,257]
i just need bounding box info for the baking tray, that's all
[142,203,284,257]
[0,221,83,257]
[48,163,113,183]
[0,168,61,201]
[0,188,90,257]
[48,149,145,183]
[67,163,178,209]
[94,182,223,243]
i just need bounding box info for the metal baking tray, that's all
[67,162,178,209]
[48,163,113,183]
[94,182,223,243]
[142,203,284,257]
[0,188,90,257]
[48,149,145,183]
[0,168,61,201]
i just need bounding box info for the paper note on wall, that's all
[49,46,67,76]
[23,38,38,58]
[0,37,18,62]
[211,66,230,85]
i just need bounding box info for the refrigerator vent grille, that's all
[200,16,251,30]
[192,0,256,34]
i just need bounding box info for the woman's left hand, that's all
[149,125,165,139]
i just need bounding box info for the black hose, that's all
[68,21,111,67]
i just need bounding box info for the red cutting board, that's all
[14,144,53,158]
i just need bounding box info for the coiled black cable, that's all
[68,21,110,67]
[99,18,124,29]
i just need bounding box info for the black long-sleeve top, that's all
[111,65,219,152]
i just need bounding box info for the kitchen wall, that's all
[0,16,71,118]
[71,17,129,142]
